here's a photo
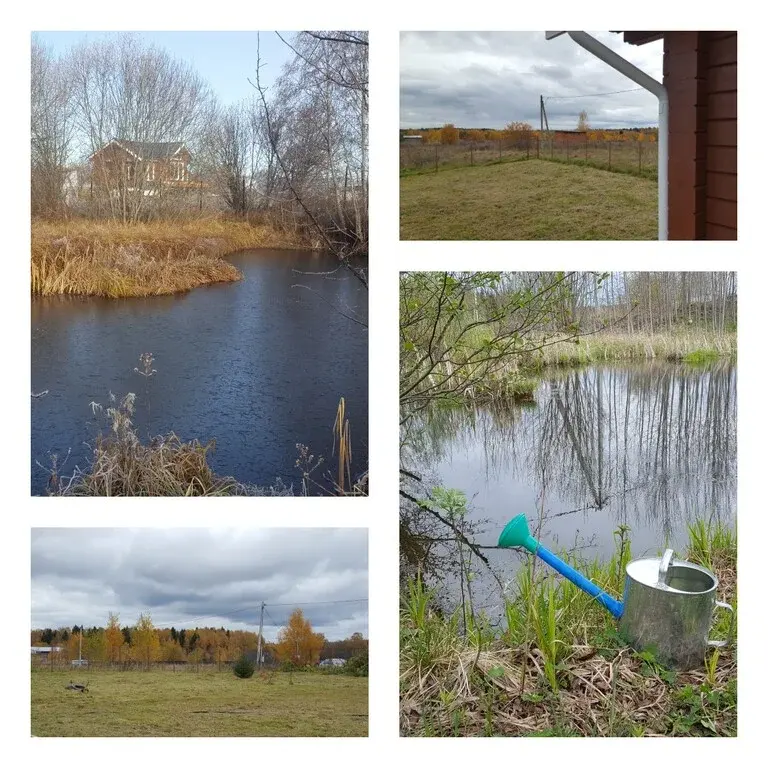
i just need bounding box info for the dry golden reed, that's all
[31,218,307,298]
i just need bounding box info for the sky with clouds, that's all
[31,528,368,641]
[400,31,663,130]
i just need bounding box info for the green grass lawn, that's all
[400,159,658,240]
[31,669,368,736]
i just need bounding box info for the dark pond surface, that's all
[408,362,736,614]
[31,250,368,495]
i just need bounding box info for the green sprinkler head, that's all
[497,514,540,554]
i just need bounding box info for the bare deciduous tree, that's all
[252,31,368,281]
[31,36,75,217]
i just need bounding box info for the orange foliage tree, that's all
[105,612,123,663]
[465,129,484,143]
[275,609,325,666]
[439,123,458,145]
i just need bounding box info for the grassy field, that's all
[31,669,368,736]
[31,218,307,298]
[400,159,657,240]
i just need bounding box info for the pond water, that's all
[31,249,368,495]
[407,362,736,614]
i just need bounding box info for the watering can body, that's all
[619,556,733,670]
[498,515,734,670]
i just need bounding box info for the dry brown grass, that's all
[401,642,736,737]
[31,218,308,297]
[48,392,293,497]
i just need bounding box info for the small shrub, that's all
[233,655,255,679]
[346,651,368,677]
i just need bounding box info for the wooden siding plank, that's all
[707,33,737,67]
[707,63,737,93]
[706,146,737,174]
[708,91,737,120]
[706,197,737,228]
[707,171,737,201]
[705,222,737,240]
[707,119,737,147]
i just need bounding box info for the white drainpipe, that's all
[546,32,668,240]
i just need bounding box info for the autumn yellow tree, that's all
[439,123,458,145]
[66,627,83,662]
[577,110,590,132]
[105,612,124,664]
[132,613,160,669]
[465,128,484,144]
[275,609,325,666]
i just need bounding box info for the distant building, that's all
[70,659,89,667]
[402,135,423,144]
[89,139,192,194]
[319,658,346,667]
[31,646,63,656]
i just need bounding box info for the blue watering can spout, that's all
[498,515,624,619]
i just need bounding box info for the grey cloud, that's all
[31,528,368,640]
[400,31,662,129]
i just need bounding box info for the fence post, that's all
[551,136,554,159]
[566,136,569,162]
[537,135,540,159]
[470,143,473,166]
[608,141,612,170]
[585,136,588,160]
[435,145,438,173]
[638,142,642,173]
[498,140,501,159]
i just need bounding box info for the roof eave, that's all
[619,31,665,46]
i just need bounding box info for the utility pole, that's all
[256,602,265,667]
[79,626,82,664]
[540,96,550,133]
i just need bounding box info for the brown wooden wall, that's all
[664,31,737,240]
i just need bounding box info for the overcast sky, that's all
[400,31,663,130]
[31,528,368,641]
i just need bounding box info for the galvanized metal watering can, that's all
[498,515,734,670]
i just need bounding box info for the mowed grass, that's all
[400,159,658,240]
[31,669,368,737]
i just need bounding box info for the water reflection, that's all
[409,362,736,608]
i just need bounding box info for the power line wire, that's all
[267,598,368,608]
[545,87,644,100]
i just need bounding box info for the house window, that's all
[145,163,155,182]
[125,162,135,184]
[172,161,183,181]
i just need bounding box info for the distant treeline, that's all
[401,126,658,135]
[401,125,659,145]
[32,610,368,667]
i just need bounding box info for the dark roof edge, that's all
[617,31,665,46]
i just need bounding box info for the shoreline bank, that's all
[31,218,310,298]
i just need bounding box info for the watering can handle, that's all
[658,548,674,585]
[708,601,735,648]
